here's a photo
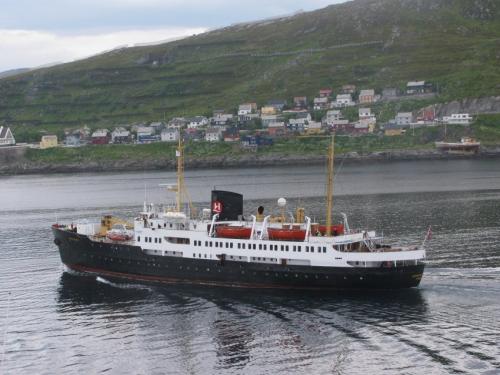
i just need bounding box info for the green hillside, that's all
[1,0,500,131]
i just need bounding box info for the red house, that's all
[319,88,333,98]
[91,129,110,144]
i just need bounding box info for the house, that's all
[288,119,306,133]
[359,89,375,104]
[342,85,356,94]
[161,128,180,142]
[417,107,436,122]
[261,106,277,115]
[136,126,159,144]
[111,127,130,144]
[296,112,312,121]
[305,121,323,135]
[406,81,426,95]
[353,122,370,135]
[168,117,188,129]
[64,133,80,146]
[238,113,260,125]
[267,122,287,137]
[395,112,414,126]
[223,127,240,142]
[91,129,110,145]
[293,96,308,109]
[212,113,233,126]
[261,114,279,127]
[241,134,273,148]
[205,128,223,142]
[442,113,473,125]
[319,89,333,98]
[329,119,350,131]
[40,135,58,149]
[313,97,329,111]
[238,103,253,115]
[325,110,343,126]
[359,108,376,125]
[0,126,15,146]
[267,99,287,112]
[334,94,355,108]
[187,116,208,129]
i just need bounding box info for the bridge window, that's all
[137,236,141,241]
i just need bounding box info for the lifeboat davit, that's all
[318,224,344,236]
[216,226,252,239]
[267,228,306,241]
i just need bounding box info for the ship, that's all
[435,137,480,155]
[52,137,426,290]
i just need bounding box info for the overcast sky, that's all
[0,0,348,72]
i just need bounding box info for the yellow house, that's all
[40,135,58,149]
[260,106,277,115]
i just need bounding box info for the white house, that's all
[0,126,15,146]
[334,94,355,108]
[212,114,233,126]
[395,112,414,126]
[325,110,342,125]
[238,104,253,116]
[205,128,222,142]
[313,97,329,111]
[161,129,180,142]
[187,116,209,129]
[168,117,188,129]
[111,127,130,143]
[442,113,473,125]
[407,81,426,94]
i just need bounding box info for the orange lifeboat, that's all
[106,232,133,241]
[216,226,252,239]
[267,228,306,241]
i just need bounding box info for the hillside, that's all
[1,0,500,131]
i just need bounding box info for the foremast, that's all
[173,138,195,217]
[325,135,335,236]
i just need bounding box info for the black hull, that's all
[52,228,424,290]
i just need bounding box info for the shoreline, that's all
[1,148,500,176]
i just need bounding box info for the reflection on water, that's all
[1,161,500,374]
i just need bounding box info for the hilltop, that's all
[1,0,500,132]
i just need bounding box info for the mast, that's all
[176,137,184,212]
[325,135,335,236]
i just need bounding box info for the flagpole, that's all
[421,225,432,248]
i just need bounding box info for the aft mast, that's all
[325,135,335,236]
[176,138,184,212]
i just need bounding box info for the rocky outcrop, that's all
[431,96,500,116]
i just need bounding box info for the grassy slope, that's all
[1,0,500,134]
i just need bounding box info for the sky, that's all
[0,0,348,72]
